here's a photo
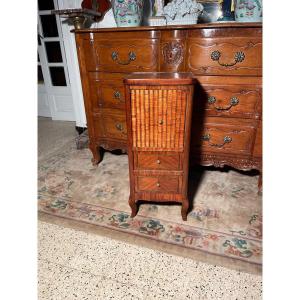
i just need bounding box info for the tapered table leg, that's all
[129,197,137,218]
[181,198,189,221]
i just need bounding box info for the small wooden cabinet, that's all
[124,73,195,220]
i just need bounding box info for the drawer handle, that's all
[210,50,245,67]
[159,120,164,125]
[156,160,161,164]
[156,182,160,187]
[111,51,136,65]
[208,96,239,111]
[115,123,124,131]
[202,134,232,148]
[114,91,121,99]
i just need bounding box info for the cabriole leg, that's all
[89,142,102,166]
[258,171,263,194]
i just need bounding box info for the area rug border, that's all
[38,194,262,265]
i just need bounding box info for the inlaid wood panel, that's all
[135,152,181,170]
[133,192,184,202]
[130,86,188,151]
[136,175,180,193]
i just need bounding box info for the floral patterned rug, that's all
[38,141,262,265]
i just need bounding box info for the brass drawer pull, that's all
[156,159,161,164]
[156,182,160,187]
[208,96,239,111]
[210,50,245,67]
[202,134,232,148]
[115,123,124,131]
[111,51,136,65]
[159,120,164,125]
[114,91,121,99]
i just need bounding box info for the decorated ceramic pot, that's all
[112,0,144,27]
[234,0,262,22]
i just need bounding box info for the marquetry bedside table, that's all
[124,73,196,221]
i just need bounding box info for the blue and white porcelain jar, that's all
[234,0,262,22]
[112,0,144,27]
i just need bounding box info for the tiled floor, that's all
[38,221,262,300]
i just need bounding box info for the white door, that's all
[38,0,75,121]
[38,45,51,117]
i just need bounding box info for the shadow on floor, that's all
[187,165,260,213]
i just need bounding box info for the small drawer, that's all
[100,110,127,140]
[88,73,125,111]
[136,175,180,193]
[196,76,262,119]
[83,39,159,72]
[194,117,256,155]
[103,112,127,140]
[100,85,125,109]
[187,35,262,76]
[135,152,181,170]
[90,82,125,111]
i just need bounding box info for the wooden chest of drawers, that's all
[124,73,195,220]
[74,23,262,189]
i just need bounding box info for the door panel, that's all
[37,0,75,121]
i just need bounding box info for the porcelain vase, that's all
[112,0,144,27]
[234,0,262,22]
